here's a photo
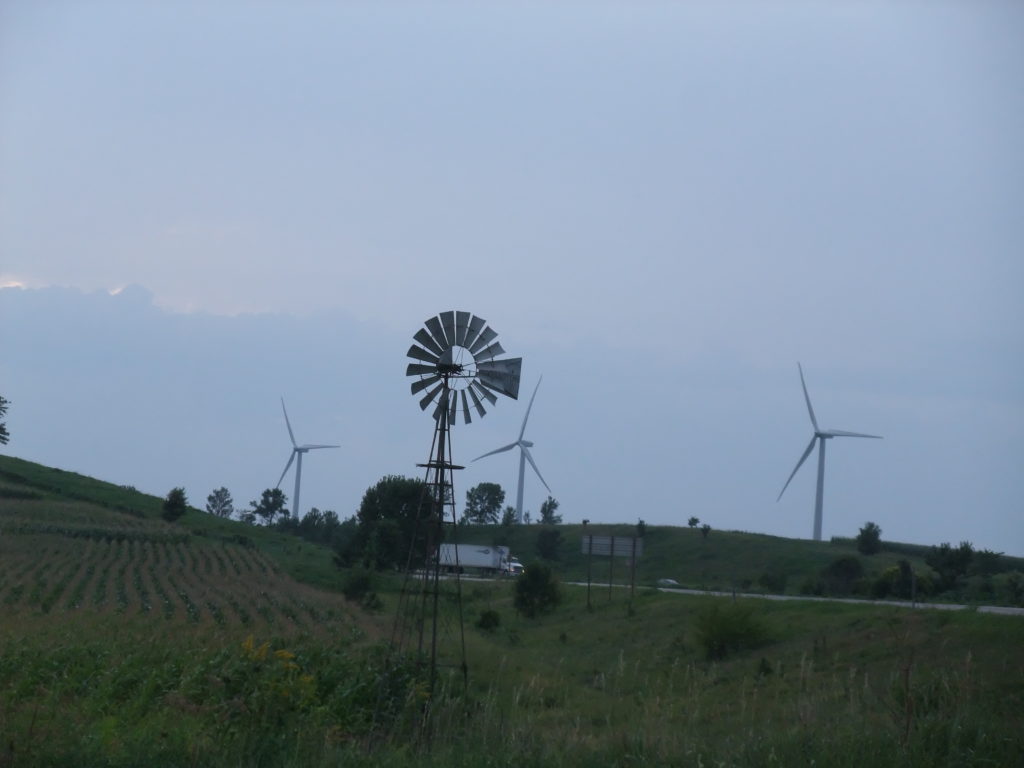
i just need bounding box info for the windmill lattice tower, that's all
[390,310,522,701]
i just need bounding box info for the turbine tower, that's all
[777,364,882,541]
[276,398,339,520]
[473,376,550,523]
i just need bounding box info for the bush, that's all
[693,601,770,660]
[162,487,188,522]
[535,527,564,561]
[856,521,882,555]
[820,555,864,596]
[342,567,381,610]
[476,609,501,632]
[514,562,562,618]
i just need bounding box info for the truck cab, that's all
[505,558,524,576]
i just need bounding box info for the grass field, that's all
[1,454,1022,766]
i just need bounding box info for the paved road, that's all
[564,581,1024,616]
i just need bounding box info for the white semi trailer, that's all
[438,543,523,576]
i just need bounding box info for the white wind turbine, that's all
[473,377,550,523]
[777,364,882,541]
[276,398,339,520]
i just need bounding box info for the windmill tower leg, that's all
[814,437,826,541]
[516,450,527,524]
[294,452,303,521]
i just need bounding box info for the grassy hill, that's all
[1,454,1022,766]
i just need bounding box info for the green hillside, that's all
[1,455,1022,766]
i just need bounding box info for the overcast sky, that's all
[2,2,1021,555]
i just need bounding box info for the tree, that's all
[206,487,234,518]
[536,527,564,561]
[500,505,518,527]
[856,521,882,555]
[688,516,700,528]
[538,496,561,525]
[162,487,188,522]
[463,482,505,525]
[347,475,427,570]
[0,395,9,445]
[514,562,562,618]
[636,518,647,538]
[926,541,974,592]
[249,488,288,526]
[700,523,711,539]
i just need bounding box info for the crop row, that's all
[0,533,353,634]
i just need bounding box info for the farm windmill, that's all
[396,310,522,692]
[474,376,550,523]
[275,398,339,520]
[776,364,882,541]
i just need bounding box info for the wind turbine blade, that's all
[280,398,297,447]
[471,381,498,406]
[518,376,542,441]
[473,442,518,461]
[521,445,551,493]
[468,326,497,355]
[467,385,486,417]
[777,435,817,502]
[413,328,445,357]
[301,444,340,450]
[455,311,471,346]
[798,363,819,432]
[419,382,444,411]
[464,315,486,350]
[440,311,457,349]
[277,451,296,489]
[410,374,441,395]
[822,429,883,439]
[461,390,472,424]
[407,344,440,365]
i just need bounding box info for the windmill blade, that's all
[463,315,486,350]
[411,374,441,395]
[301,443,341,450]
[823,429,883,439]
[280,398,297,447]
[419,382,445,411]
[478,357,522,399]
[467,385,486,417]
[471,381,498,406]
[473,441,517,461]
[406,363,439,377]
[448,388,459,423]
[440,311,457,349]
[797,363,819,432]
[425,316,449,349]
[460,390,472,424]
[468,326,497,355]
[414,328,445,357]
[455,311,471,346]
[473,340,506,362]
[518,376,543,441]
[777,436,817,502]
[407,344,440,365]
[276,451,296,489]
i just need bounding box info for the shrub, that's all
[820,555,864,596]
[514,562,562,618]
[536,527,564,561]
[758,567,788,594]
[476,609,501,632]
[856,521,882,555]
[342,567,381,610]
[162,487,188,522]
[693,601,770,660]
